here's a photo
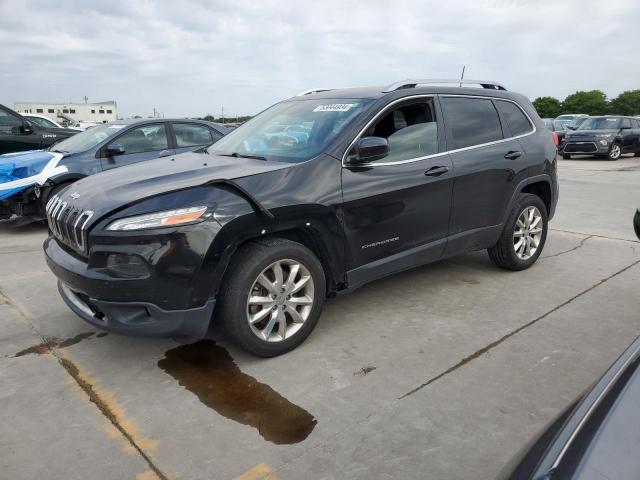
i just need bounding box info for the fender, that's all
[501,174,554,226]
[199,202,346,299]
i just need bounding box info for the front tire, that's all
[608,143,622,161]
[488,193,548,271]
[218,238,326,357]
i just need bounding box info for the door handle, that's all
[504,150,522,160]
[424,166,449,177]
[159,150,173,158]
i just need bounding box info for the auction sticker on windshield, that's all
[313,104,356,112]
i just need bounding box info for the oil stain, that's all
[158,340,316,444]
[354,366,376,376]
[13,331,96,357]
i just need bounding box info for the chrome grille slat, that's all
[46,194,94,254]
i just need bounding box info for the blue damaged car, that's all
[0,118,229,220]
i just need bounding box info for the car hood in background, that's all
[566,129,619,139]
[55,151,293,218]
[0,150,67,200]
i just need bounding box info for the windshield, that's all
[579,117,622,130]
[50,124,125,153]
[207,99,372,162]
[557,115,577,121]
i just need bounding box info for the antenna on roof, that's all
[459,65,466,87]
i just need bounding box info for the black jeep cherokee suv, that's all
[44,79,558,357]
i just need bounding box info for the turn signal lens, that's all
[106,206,208,231]
[552,132,559,146]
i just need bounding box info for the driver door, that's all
[340,97,454,287]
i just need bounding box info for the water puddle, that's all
[158,340,316,444]
[14,331,100,357]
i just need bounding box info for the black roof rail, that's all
[383,79,507,93]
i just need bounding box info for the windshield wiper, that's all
[50,149,69,154]
[220,152,267,161]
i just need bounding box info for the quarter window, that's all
[496,100,533,137]
[113,124,169,154]
[362,99,438,163]
[441,97,503,150]
[172,123,214,147]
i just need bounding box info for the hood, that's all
[567,129,619,138]
[0,150,66,200]
[55,151,293,218]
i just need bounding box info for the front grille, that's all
[564,142,597,153]
[45,195,94,253]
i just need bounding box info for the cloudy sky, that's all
[1,0,638,118]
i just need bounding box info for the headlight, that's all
[106,206,209,231]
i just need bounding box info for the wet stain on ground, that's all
[354,366,377,376]
[13,331,96,357]
[158,340,317,444]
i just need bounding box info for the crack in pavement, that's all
[550,228,640,244]
[541,235,593,260]
[0,287,169,480]
[398,258,640,399]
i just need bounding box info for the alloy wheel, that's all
[513,206,543,260]
[609,144,621,160]
[246,259,315,342]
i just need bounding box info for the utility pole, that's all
[221,106,225,124]
[83,96,88,104]
[459,65,466,87]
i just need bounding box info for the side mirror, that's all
[350,136,389,163]
[21,123,34,134]
[106,144,125,156]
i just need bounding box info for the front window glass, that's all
[579,117,622,130]
[208,99,371,163]
[358,99,438,163]
[0,110,23,132]
[49,124,125,153]
[113,124,168,154]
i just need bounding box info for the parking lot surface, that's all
[2,156,639,480]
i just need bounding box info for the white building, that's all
[14,100,118,124]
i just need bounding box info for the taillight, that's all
[552,131,559,145]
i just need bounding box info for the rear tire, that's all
[218,238,326,357]
[488,193,548,271]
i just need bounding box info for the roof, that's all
[107,118,230,132]
[289,79,525,102]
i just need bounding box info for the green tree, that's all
[562,90,608,115]
[532,96,562,118]
[608,90,640,116]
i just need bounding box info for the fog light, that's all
[106,254,149,278]
[598,139,609,146]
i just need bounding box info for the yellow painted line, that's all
[137,470,161,480]
[232,463,276,480]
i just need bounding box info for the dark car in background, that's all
[0,104,78,155]
[542,118,570,143]
[0,118,228,220]
[559,116,640,160]
[556,114,589,130]
[43,79,558,357]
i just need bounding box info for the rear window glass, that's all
[441,97,503,149]
[496,100,533,136]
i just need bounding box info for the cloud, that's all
[1,0,638,117]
